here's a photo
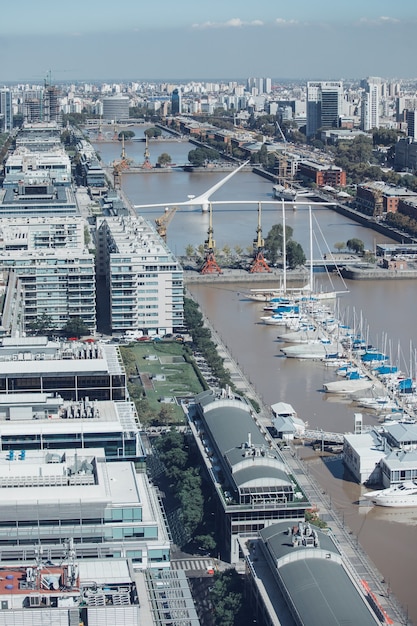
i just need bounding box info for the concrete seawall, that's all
[340,266,417,280]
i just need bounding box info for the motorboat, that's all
[281,342,342,360]
[323,374,383,395]
[364,481,417,507]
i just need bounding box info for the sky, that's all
[1,0,417,83]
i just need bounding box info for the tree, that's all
[185,244,195,258]
[144,127,162,138]
[264,223,293,265]
[188,147,219,167]
[61,317,90,338]
[334,241,345,252]
[157,152,172,166]
[118,130,135,140]
[346,238,365,254]
[27,313,54,336]
[286,240,306,269]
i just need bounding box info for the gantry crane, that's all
[155,207,178,241]
[249,202,271,273]
[200,203,222,274]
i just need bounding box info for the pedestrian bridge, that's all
[303,430,345,444]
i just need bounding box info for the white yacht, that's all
[364,481,417,507]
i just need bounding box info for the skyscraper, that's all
[0,90,13,132]
[171,88,181,115]
[306,81,343,138]
[406,110,417,140]
[360,77,380,131]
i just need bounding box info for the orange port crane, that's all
[155,207,178,241]
[200,203,222,274]
[112,135,131,188]
[249,202,271,273]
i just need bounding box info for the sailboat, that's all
[304,206,349,301]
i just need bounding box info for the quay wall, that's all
[340,267,417,280]
[184,268,308,285]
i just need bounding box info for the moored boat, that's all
[364,481,417,507]
[272,184,298,202]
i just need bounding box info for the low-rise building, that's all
[0,391,143,463]
[189,390,309,563]
[344,418,417,486]
[0,448,169,567]
[356,181,417,216]
[0,337,126,402]
[242,520,382,626]
[298,160,346,187]
[0,559,200,626]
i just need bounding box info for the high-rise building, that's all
[43,85,61,123]
[246,77,272,94]
[97,215,183,335]
[0,89,13,131]
[306,81,344,138]
[406,110,417,140]
[360,77,380,131]
[102,96,130,121]
[171,88,181,115]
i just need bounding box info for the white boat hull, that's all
[364,482,417,507]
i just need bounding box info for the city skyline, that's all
[1,1,417,82]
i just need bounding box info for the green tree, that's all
[346,238,365,254]
[61,317,90,338]
[145,127,162,138]
[157,152,172,166]
[334,241,345,252]
[118,130,135,140]
[210,570,246,626]
[185,244,195,257]
[286,240,306,268]
[27,313,54,336]
[188,147,219,166]
[264,223,294,265]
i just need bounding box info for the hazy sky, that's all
[1,0,417,82]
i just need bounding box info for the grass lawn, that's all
[120,341,207,425]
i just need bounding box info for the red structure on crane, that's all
[200,203,222,274]
[249,203,271,273]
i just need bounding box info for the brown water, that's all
[189,280,417,624]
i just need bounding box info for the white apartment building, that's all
[97,215,183,335]
[0,217,95,334]
[361,77,380,131]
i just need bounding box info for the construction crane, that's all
[249,202,271,273]
[200,203,222,274]
[155,207,178,241]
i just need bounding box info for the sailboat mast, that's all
[309,205,313,294]
[282,200,286,293]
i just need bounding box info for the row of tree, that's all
[183,297,234,390]
[154,429,205,542]
[27,313,90,338]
